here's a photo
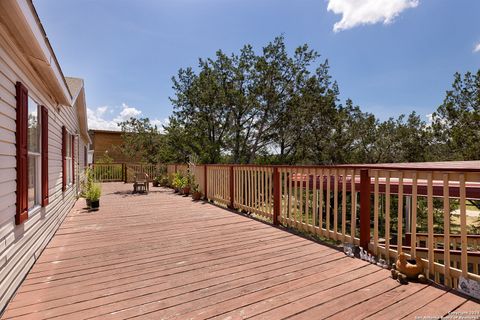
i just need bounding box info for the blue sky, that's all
[35,0,480,130]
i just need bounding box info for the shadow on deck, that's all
[1,183,478,320]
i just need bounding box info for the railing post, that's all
[174,164,177,173]
[273,167,280,226]
[359,169,371,250]
[229,165,234,209]
[122,163,126,183]
[204,165,208,200]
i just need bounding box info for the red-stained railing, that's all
[162,162,480,290]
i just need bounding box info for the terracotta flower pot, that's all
[192,191,202,201]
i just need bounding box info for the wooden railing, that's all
[368,168,480,289]
[234,166,274,220]
[90,163,166,182]
[90,163,124,182]
[125,164,165,182]
[166,162,480,291]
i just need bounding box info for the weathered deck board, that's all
[1,183,478,320]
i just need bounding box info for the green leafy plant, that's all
[192,183,200,193]
[86,183,102,201]
[159,175,169,187]
[80,167,94,198]
[171,172,184,189]
[179,176,188,189]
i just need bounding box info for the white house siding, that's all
[0,26,87,311]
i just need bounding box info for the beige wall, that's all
[90,130,140,163]
[0,22,87,311]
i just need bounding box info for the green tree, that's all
[117,117,164,164]
[432,70,480,160]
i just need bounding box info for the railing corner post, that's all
[273,167,280,226]
[359,169,371,250]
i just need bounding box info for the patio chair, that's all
[133,172,149,194]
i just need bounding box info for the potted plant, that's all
[81,167,94,207]
[159,175,169,187]
[172,172,183,193]
[152,176,161,187]
[86,183,102,210]
[191,183,201,201]
[181,176,190,195]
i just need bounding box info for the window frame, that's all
[65,132,72,186]
[27,97,42,213]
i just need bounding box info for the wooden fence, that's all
[90,163,124,182]
[170,163,480,291]
[89,163,166,182]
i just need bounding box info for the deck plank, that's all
[1,183,478,320]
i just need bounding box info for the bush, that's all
[171,172,184,189]
[160,176,169,187]
[80,167,94,198]
[86,183,102,201]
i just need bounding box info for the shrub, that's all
[86,183,102,201]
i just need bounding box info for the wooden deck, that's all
[1,183,478,320]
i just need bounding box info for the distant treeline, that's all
[117,36,480,165]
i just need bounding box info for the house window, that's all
[27,97,41,209]
[65,133,73,186]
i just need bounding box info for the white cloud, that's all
[474,42,480,53]
[425,113,433,126]
[113,103,141,122]
[87,103,166,132]
[327,0,419,32]
[151,118,170,133]
[87,106,121,131]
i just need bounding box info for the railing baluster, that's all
[350,169,356,241]
[385,171,391,260]
[294,168,298,225]
[263,167,267,214]
[373,170,379,256]
[342,169,347,242]
[305,168,310,229]
[319,168,324,236]
[299,168,304,227]
[326,168,331,238]
[411,172,418,258]
[460,173,468,278]
[333,169,338,240]
[283,168,287,221]
[398,172,404,256]
[313,168,317,230]
[427,172,434,278]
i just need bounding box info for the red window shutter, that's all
[41,106,49,206]
[62,126,67,191]
[15,82,28,225]
[71,135,75,184]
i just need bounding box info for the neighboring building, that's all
[89,129,140,163]
[0,0,90,311]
